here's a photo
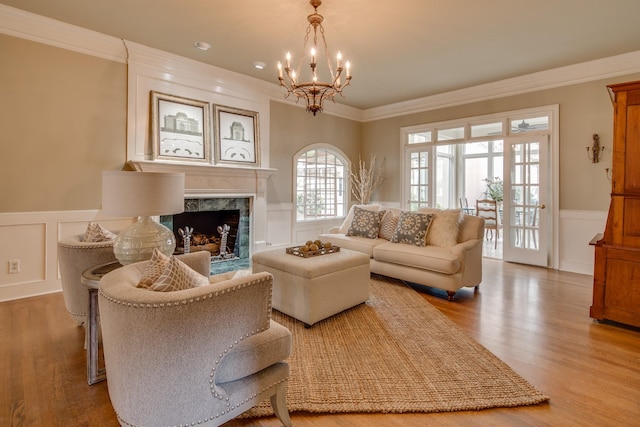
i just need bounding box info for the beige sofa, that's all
[319,205,484,300]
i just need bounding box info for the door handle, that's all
[539,204,546,209]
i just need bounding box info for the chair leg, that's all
[270,381,292,427]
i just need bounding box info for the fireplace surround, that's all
[161,197,250,273]
[128,161,273,274]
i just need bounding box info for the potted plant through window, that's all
[483,177,503,202]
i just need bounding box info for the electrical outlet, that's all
[8,259,20,274]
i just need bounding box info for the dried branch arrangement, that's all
[350,155,386,204]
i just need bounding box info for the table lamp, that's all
[102,171,185,265]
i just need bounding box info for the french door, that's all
[502,135,549,266]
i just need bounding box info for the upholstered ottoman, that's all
[252,248,370,327]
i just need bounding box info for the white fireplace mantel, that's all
[127,161,275,254]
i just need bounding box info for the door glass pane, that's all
[510,140,541,250]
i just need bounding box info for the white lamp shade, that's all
[102,171,185,217]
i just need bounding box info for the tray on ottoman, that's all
[286,245,340,258]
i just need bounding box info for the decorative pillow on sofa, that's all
[137,249,170,288]
[137,249,210,291]
[347,207,386,239]
[390,211,434,247]
[378,212,399,241]
[339,204,380,234]
[150,256,210,292]
[419,208,463,247]
[82,222,117,242]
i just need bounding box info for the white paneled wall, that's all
[0,208,603,301]
[557,210,607,276]
[0,211,133,302]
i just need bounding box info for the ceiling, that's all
[4,0,640,110]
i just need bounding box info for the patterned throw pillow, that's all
[391,211,434,247]
[137,249,170,288]
[378,212,399,241]
[347,207,386,239]
[82,222,117,242]
[149,256,210,292]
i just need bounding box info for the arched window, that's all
[295,145,348,221]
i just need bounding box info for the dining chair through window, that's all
[475,199,502,249]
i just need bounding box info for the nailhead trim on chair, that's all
[104,275,283,427]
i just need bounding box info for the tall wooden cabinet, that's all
[590,80,640,328]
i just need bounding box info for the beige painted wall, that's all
[363,73,640,210]
[0,34,126,213]
[4,31,640,214]
[268,101,362,204]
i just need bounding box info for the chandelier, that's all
[277,0,352,115]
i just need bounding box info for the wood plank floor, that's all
[2,259,640,426]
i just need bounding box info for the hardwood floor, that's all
[2,259,640,426]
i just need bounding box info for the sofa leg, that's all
[271,381,292,427]
[474,285,480,294]
[446,291,456,301]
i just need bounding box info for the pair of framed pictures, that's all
[150,91,259,165]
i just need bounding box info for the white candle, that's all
[286,52,291,68]
[336,51,342,68]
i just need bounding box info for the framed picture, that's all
[214,105,259,165]
[151,91,211,162]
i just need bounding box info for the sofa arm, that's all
[451,238,483,287]
[327,226,342,234]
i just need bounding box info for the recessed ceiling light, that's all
[194,41,211,51]
[253,61,266,70]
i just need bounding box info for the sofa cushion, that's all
[378,211,399,240]
[373,242,461,275]
[338,204,381,234]
[347,207,386,239]
[318,233,387,258]
[216,319,292,384]
[418,208,463,247]
[390,211,434,247]
[82,222,117,242]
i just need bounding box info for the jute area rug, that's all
[244,274,548,417]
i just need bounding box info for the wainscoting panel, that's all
[557,209,607,276]
[0,211,133,302]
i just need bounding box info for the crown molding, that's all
[362,50,640,122]
[0,4,126,63]
[3,3,639,124]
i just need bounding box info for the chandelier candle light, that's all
[277,0,352,115]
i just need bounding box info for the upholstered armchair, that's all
[98,251,293,427]
[57,234,117,342]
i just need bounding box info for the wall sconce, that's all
[586,134,604,163]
